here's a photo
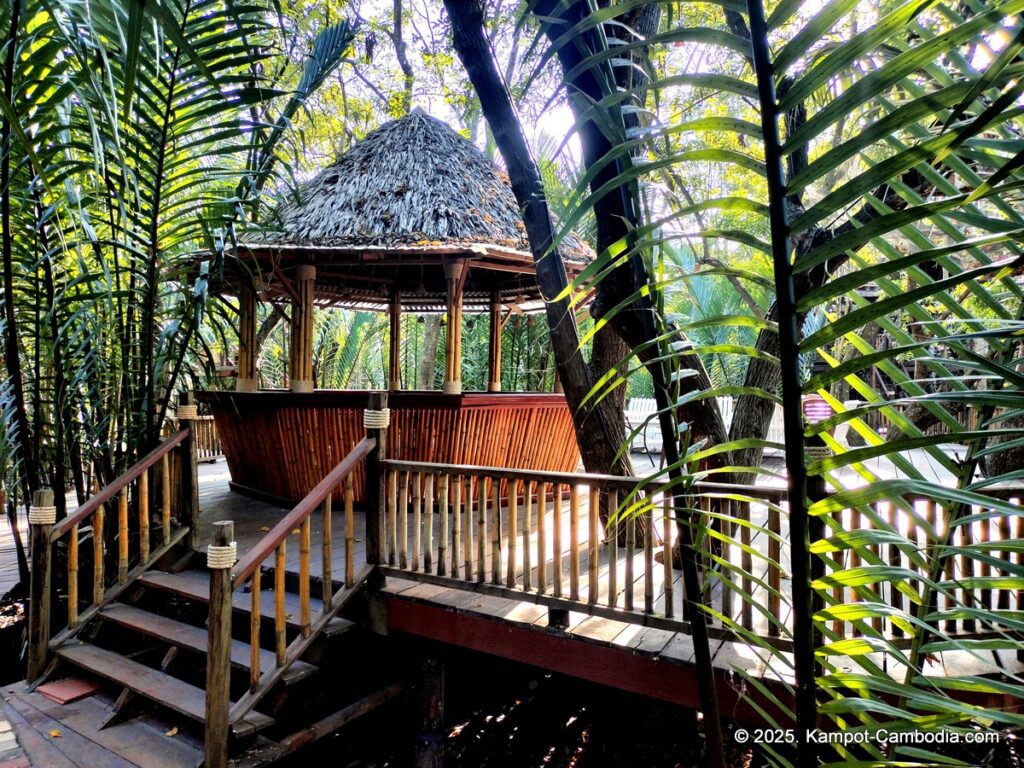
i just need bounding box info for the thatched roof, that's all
[267,111,534,252]
[228,111,591,311]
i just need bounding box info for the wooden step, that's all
[137,570,355,636]
[100,604,317,686]
[55,641,274,738]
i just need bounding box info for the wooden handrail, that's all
[232,436,377,586]
[52,429,190,540]
[379,459,791,500]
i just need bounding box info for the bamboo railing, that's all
[375,459,1024,651]
[27,427,198,681]
[209,433,379,740]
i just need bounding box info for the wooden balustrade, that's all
[375,458,1024,651]
[27,429,195,681]
[221,431,378,728]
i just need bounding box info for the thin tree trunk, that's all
[443,0,630,483]
[1,0,38,502]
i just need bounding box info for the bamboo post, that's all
[68,523,79,628]
[389,290,402,390]
[589,487,600,606]
[569,485,580,601]
[768,505,782,637]
[118,486,129,584]
[388,470,398,566]
[625,495,635,611]
[537,482,547,594]
[93,507,105,604]
[438,474,449,576]
[522,481,532,591]
[345,475,355,587]
[463,479,473,581]
[553,484,563,598]
[477,478,487,583]
[322,495,332,610]
[178,393,201,550]
[491,477,501,585]
[139,469,150,563]
[205,520,236,768]
[250,569,261,692]
[289,264,316,392]
[27,488,56,681]
[161,453,171,545]
[608,489,618,609]
[487,292,502,392]
[364,392,389,567]
[408,472,417,571]
[299,516,312,637]
[424,474,434,574]
[507,480,518,588]
[236,280,259,392]
[275,542,287,665]
[442,261,465,394]
[663,494,673,619]
[452,476,463,578]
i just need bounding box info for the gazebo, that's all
[197,111,588,504]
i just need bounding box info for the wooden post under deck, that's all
[487,293,501,392]
[290,264,316,393]
[389,290,402,390]
[443,261,464,394]
[236,280,258,392]
[27,488,55,682]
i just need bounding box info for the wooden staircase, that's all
[22,400,397,767]
[40,562,379,766]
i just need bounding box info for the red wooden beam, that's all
[385,598,793,726]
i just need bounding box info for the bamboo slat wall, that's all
[197,391,579,504]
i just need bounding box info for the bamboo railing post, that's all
[118,486,129,584]
[27,488,56,681]
[364,392,389,567]
[537,482,547,595]
[491,477,501,585]
[477,478,487,583]
[553,484,563,598]
[625,496,635,611]
[161,453,171,545]
[607,489,618,608]
[178,393,201,550]
[205,520,236,768]
[345,475,355,587]
[424,474,435,574]
[93,507,105,604]
[68,523,79,628]
[322,495,333,610]
[438,474,449,576]
[507,480,518,588]
[250,569,261,692]
[663,494,673,619]
[768,505,782,637]
[275,542,287,666]
[463,478,473,581]
[452,476,463,578]
[139,468,150,563]
[643,500,654,614]
[589,487,600,606]
[522,481,532,591]
[299,517,312,637]
[569,485,580,601]
[408,472,418,571]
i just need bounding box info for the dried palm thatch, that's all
[255,110,589,261]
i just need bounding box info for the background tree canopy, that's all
[2,0,1023,765]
